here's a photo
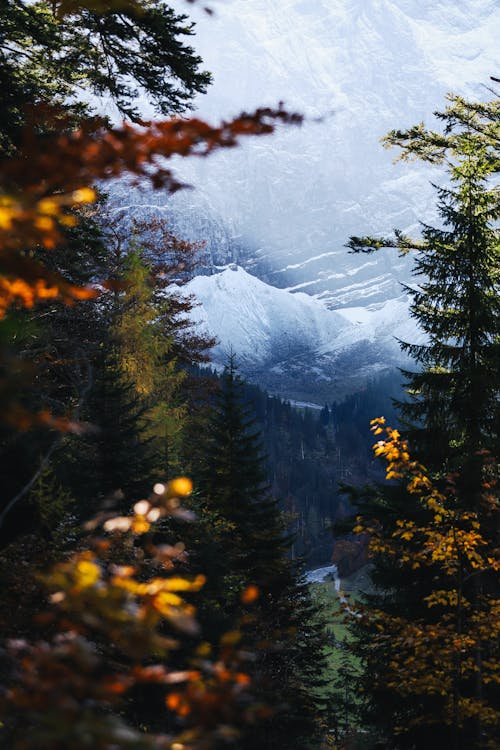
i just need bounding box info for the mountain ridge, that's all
[183,264,424,401]
[106,0,498,398]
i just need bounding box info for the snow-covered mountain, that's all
[184,264,424,400]
[107,0,498,399]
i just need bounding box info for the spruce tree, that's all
[349,94,499,469]
[347,93,500,749]
[60,346,157,514]
[191,357,328,750]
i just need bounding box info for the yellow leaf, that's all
[72,187,96,204]
[76,559,100,587]
[168,477,193,497]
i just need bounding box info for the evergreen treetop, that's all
[346,92,500,749]
[349,93,500,469]
[195,357,329,750]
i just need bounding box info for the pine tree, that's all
[61,346,157,514]
[347,93,500,749]
[349,94,500,470]
[191,357,328,750]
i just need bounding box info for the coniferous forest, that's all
[0,2,498,749]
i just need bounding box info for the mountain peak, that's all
[185,267,423,400]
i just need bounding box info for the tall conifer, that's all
[347,93,500,749]
[191,357,328,750]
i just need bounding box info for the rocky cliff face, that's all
[106,0,498,398]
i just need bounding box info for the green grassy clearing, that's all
[309,568,369,693]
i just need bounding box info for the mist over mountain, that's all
[107,0,498,400]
